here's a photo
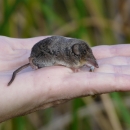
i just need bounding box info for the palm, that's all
[0,36,130,122]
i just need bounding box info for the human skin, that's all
[0,36,130,122]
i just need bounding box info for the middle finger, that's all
[98,56,130,66]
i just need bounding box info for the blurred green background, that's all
[0,0,130,130]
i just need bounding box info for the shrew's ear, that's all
[72,43,88,55]
[72,44,80,55]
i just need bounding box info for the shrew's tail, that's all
[7,63,30,86]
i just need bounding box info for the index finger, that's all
[13,36,50,50]
[6,36,130,59]
[92,44,130,59]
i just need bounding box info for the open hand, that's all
[0,36,130,122]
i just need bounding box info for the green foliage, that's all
[111,92,130,127]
